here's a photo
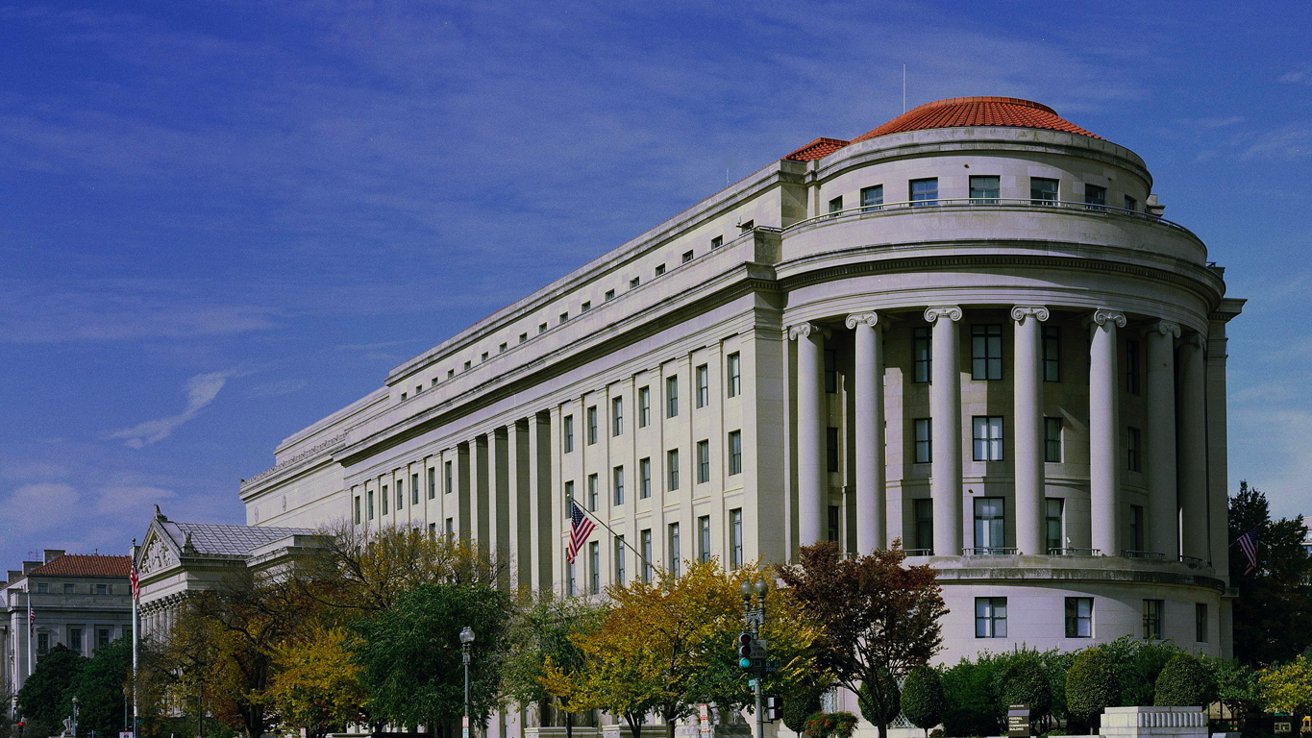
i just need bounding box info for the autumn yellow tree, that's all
[265,624,366,738]
[1259,655,1312,715]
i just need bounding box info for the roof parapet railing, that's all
[962,546,1019,557]
[788,197,1193,235]
[902,548,934,557]
[1048,547,1102,557]
[1122,549,1166,560]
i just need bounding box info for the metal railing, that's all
[902,548,934,557]
[1122,549,1167,560]
[1048,547,1102,557]
[963,546,1019,556]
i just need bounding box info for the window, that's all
[445,460,454,494]
[612,397,624,436]
[975,597,1008,638]
[638,386,651,427]
[666,376,679,418]
[682,250,694,263]
[538,322,547,334]
[615,536,626,585]
[698,515,712,563]
[697,440,711,483]
[1042,326,1061,382]
[668,523,682,577]
[912,327,931,383]
[95,583,108,595]
[739,219,754,230]
[826,427,840,472]
[1124,195,1138,212]
[564,415,575,453]
[726,353,741,397]
[519,332,527,344]
[64,582,75,594]
[1195,603,1207,642]
[914,499,934,552]
[381,484,388,514]
[412,473,420,504]
[589,542,601,595]
[586,406,598,445]
[654,264,665,277]
[567,560,576,596]
[711,235,723,249]
[914,418,932,464]
[828,195,843,215]
[1127,427,1142,472]
[581,301,591,312]
[1142,599,1164,639]
[464,360,471,371]
[354,495,361,524]
[1046,498,1065,553]
[1130,504,1145,551]
[445,517,454,537]
[630,277,640,289]
[972,416,1005,461]
[667,449,680,490]
[971,324,1003,380]
[974,498,1005,550]
[969,175,1000,204]
[604,289,615,301]
[565,480,575,508]
[448,368,456,379]
[396,480,404,509]
[1031,177,1059,204]
[828,505,841,543]
[429,522,436,537]
[613,466,625,505]
[69,627,83,654]
[824,349,837,393]
[695,364,709,408]
[37,632,49,655]
[730,508,743,569]
[1044,417,1063,462]
[367,490,375,519]
[587,474,599,511]
[860,184,883,211]
[480,351,488,362]
[97,627,111,648]
[559,312,569,324]
[728,431,742,475]
[639,458,651,498]
[910,177,938,206]
[1066,597,1093,638]
[641,529,653,582]
[1126,339,1141,394]
[1085,184,1107,210]
[36,582,48,593]
[428,467,436,499]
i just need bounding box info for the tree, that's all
[1154,653,1216,707]
[778,542,948,738]
[1099,636,1178,708]
[352,581,512,736]
[70,637,132,738]
[1066,648,1117,734]
[856,670,900,732]
[994,649,1053,723]
[500,593,607,738]
[1259,655,1312,715]
[16,645,86,738]
[1228,482,1312,666]
[1205,657,1262,720]
[265,624,366,738]
[900,666,945,737]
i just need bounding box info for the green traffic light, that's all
[739,657,752,668]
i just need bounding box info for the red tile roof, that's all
[850,96,1101,143]
[28,554,131,579]
[784,137,852,161]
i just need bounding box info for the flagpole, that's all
[131,539,139,738]
[25,586,32,677]
[573,501,666,577]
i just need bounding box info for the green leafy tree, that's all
[500,593,606,738]
[994,649,1054,723]
[1205,657,1262,720]
[782,680,827,734]
[353,581,512,737]
[900,666,946,737]
[1066,648,1118,734]
[779,542,948,738]
[856,670,900,733]
[1099,636,1179,707]
[1154,653,1216,707]
[265,625,366,738]
[1229,482,1312,666]
[941,654,1004,736]
[1259,655,1312,715]
[70,637,132,738]
[16,645,86,738]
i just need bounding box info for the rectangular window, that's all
[639,457,652,498]
[828,196,843,215]
[975,597,1008,638]
[696,364,709,408]
[396,480,404,509]
[914,418,932,464]
[37,582,47,594]
[668,523,682,577]
[37,633,49,656]
[587,474,599,511]
[604,289,615,301]
[860,184,884,211]
[826,426,840,472]
[95,583,107,595]
[726,352,741,397]
[613,466,625,505]
[615,536,626,585]
[412,473,420,504]
[682,250,694,263]
[739,219,754,231]
[354,495,361,524]
[1042,326,1061,382]
[367,490,375,519]
[564,480,575,508]
[971,324,1004,380]
[698,515,712,563]
[1130,504,1145,551]
[586,406,598,445]
[581,301,591,312]
[1066,597,1093,638]
[641,529,653,583]
[1031,177,1059,204]
[1195,603,1207,642]
[1124,195,1138,212]
[969,175,1000,204]
[1127,427,1142,472]
[1143,599,1164,639]
[559,312,569,324]
[913,327,931,383]
[1045,417,1064,462]
[445,460,454,494]
[1046,498,1065,553]
[828,505,841,543]
[567,560,576,596]
[910,177,938,206]
[589,542,601,595]
[381,484,388,514]
[428,467,436,499]
[728,431,742,476]
[638,386,651,427]
[824,349,837,394]
[666,376,679,418]
[564,415,575,453]
[445,517,454,537]
[97,627,111,648]
[667,449,680,490]
[1085,184,1107,210]
[538,322,547,335]
[1126,339,1141,394]
[730,508,744,569]
[697,440,711,483]
[630,277,640,289]
[972,416,1005,461]
[64,583,75,594]
[612,397,624,436]
[428,522,436,538]
[974,497,1005,550]
[69,627,83,654]
[654,264,665,277]
[914,499,934,552]
[711,235,723,249]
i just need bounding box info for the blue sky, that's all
[2,1,1309,567]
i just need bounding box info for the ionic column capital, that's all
[1151,320,1181,339]
[1180,331,1205,350]
[1010,305,1050,323]
[1092,309,1127,328]
[924,305,962,323]
[845,312,880,330]
[788,322,827,341]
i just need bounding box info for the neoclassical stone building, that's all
[240,96,1242,662]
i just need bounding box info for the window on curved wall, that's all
[861,184,884,211]
[1085,184,1107,210]
[1065,597,1093,637]
[973,497,1006,550]
[971,324,1004,380]
[975,597,1008,638]
[969,175,1000,204]
[910,178,938,206]
[1031,177,1059,205]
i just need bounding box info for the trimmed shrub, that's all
[942,654,1005,736]
[783,686,826,735]
[1066,648,1118,732]
[995,650,1054,721]
[1155,653,1217,707]
[901,666,947,735]
[857,669,902,733]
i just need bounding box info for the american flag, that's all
[1237,528,1259,575]
[566,500,596,564]
[130,564,140,602]
[28,607,34,633]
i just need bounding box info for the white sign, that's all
[119,733,134,738]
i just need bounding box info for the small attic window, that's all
[655,264,666,276]
[711,235,723,249]
[682,250,694,263]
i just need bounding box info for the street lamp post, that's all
[740,577,768,738]
[71,696,78,738]
[460,626,475,738]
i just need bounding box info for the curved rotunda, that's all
[240,96,1242,666]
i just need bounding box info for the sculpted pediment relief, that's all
[138,532,178,575]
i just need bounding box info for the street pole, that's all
[460,626,475,738]
[740,577,768,738]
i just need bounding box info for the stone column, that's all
[1146,320,1181,557]
[789,322,826,547]
[1089,309,1125,556]
[1012,305,1049,555]
[1178,333,1209,561]
[925,306,963,557]
[846,312,884,553]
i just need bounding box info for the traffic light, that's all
[766,696,783,722]
[736,632,753,668]
[17,718,25,738]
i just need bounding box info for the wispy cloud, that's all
[1278,68,1312,85]
[3,483,81,532]
[1240,125,1312,161]
[105,371,233,448]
